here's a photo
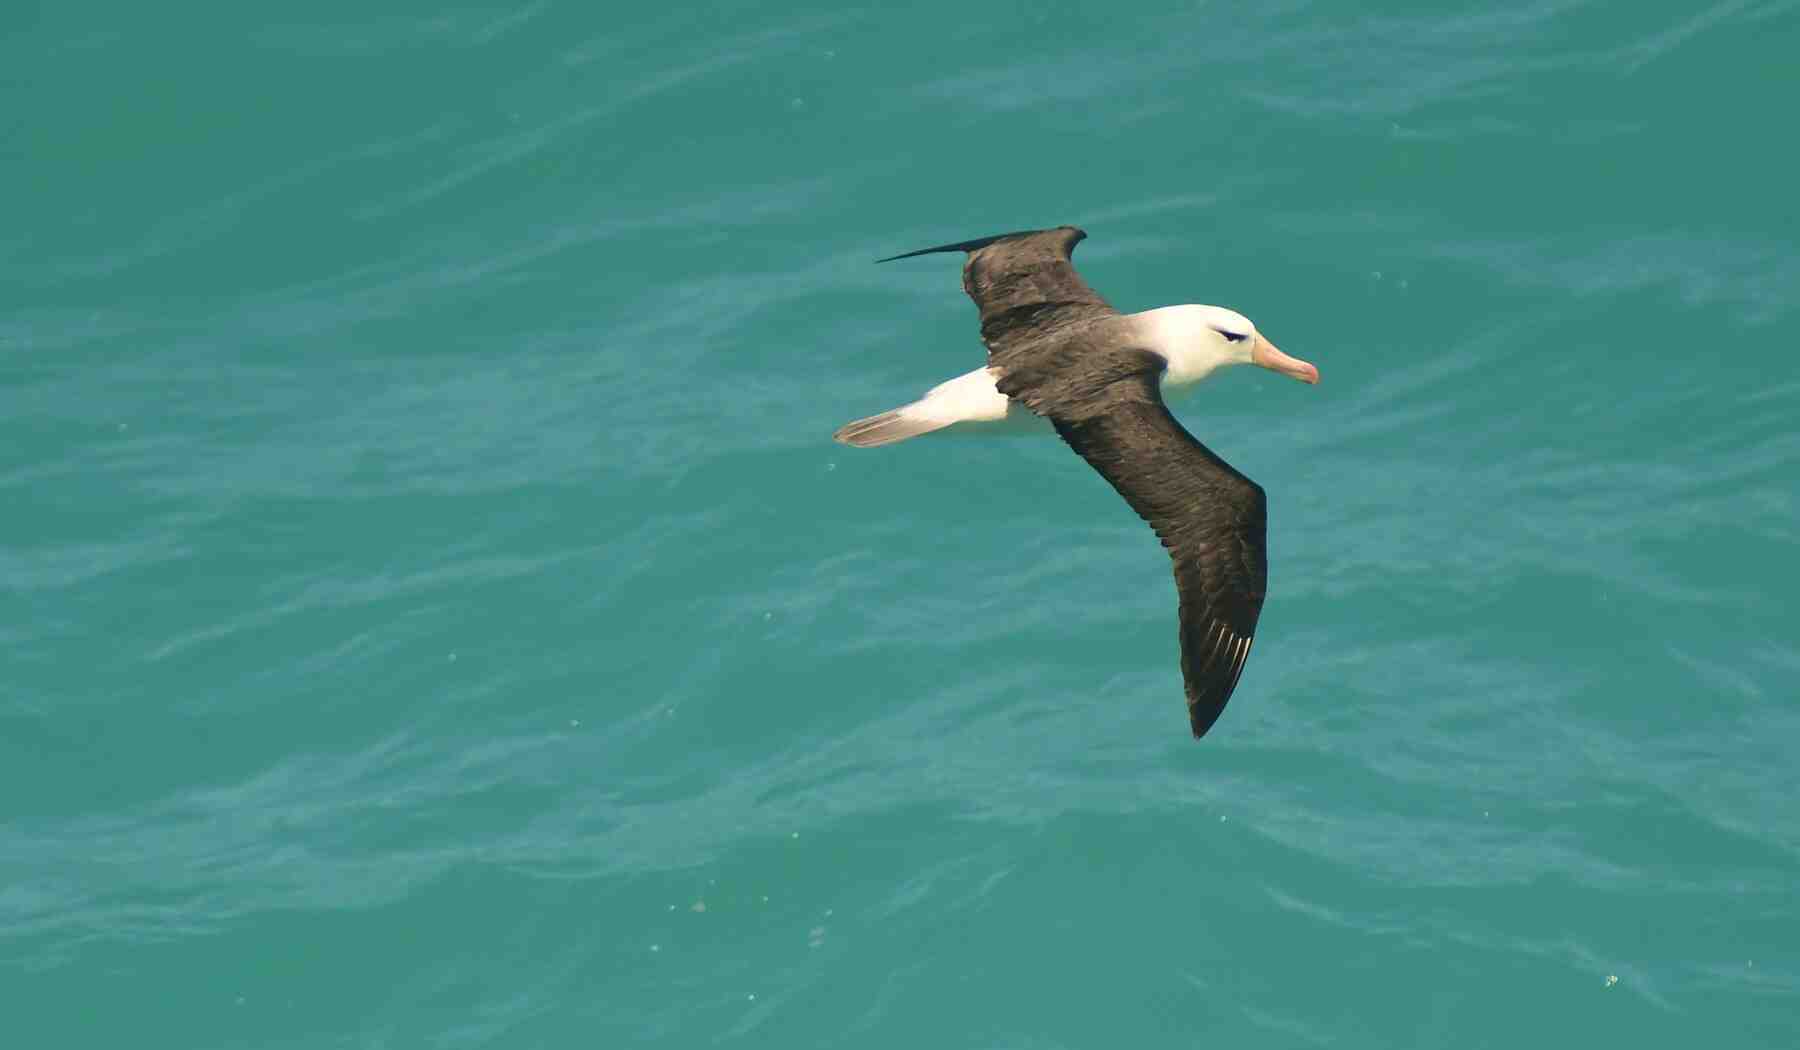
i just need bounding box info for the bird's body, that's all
[836,306,1257,445]
[834,227,1318,738]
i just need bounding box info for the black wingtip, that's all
[874,226,1083,263]
[875,233,1014,264]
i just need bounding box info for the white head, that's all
[1140,304,1320,388]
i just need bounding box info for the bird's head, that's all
[1153,304,1320,387]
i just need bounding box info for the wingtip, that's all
[873,226,1086,265]
[873,239,988,264]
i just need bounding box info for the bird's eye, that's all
[1218,330,1247,343]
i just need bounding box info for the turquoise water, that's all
[5,2,1798,1045]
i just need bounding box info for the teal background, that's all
[5,2,1798,1046]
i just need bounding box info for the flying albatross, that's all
[834,226,1319,738]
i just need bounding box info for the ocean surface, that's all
[5,2,1798,1046]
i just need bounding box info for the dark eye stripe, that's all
[1218,329,1247,343]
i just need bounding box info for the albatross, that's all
[833,226,1319,738]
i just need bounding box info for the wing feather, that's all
[877,226,1115,354]
[1038,366,1269,738]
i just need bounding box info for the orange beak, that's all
[1251,335,1319,385]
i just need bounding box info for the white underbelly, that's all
[909,365,1184,437]
[910,367,1045,436]
[943,401,1046,435]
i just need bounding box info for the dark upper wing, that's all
[1005,355,1269,738]
[878,226,1116,354]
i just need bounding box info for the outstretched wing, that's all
[1006,355,1269,738]
[878,226,1116,354]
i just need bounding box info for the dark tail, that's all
[875,228,1048,263]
